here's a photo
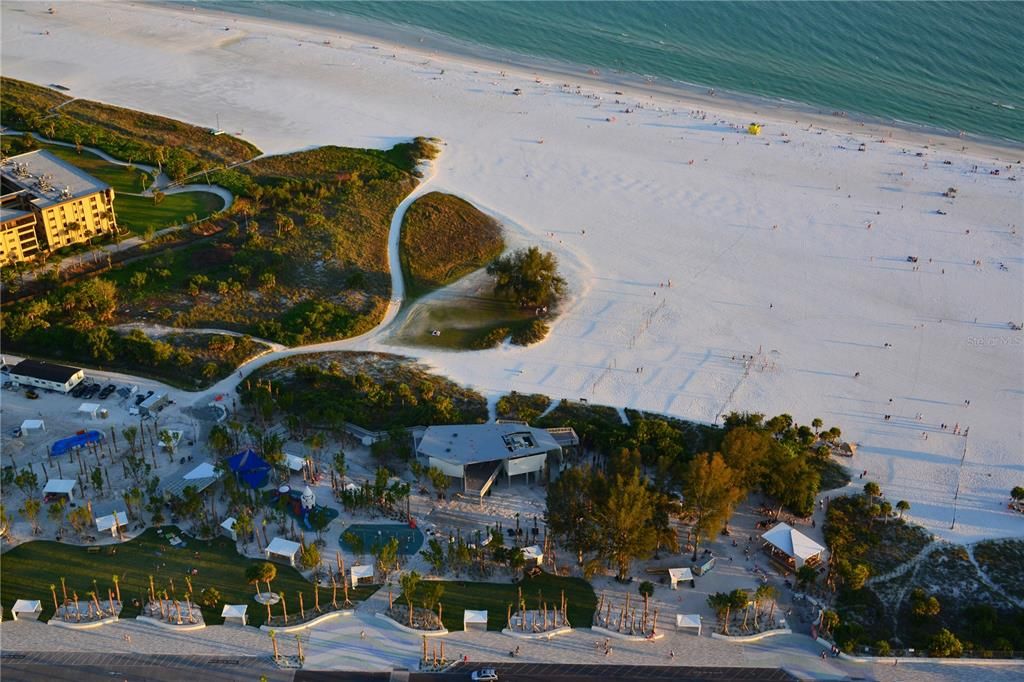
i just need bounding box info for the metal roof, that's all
[10,358,81,384]
[417,423,560,466]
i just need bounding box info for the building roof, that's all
[285,453,305,471]
[676,613,701,629]
[522,545,543,561]
[1,206,32,223]
[1,150,109,209]
[10,358,81,384]
[761,522,826,560]
[265,537,300,558]
[78,402,100,414]
[417,423,560,466]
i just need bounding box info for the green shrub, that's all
[472,327,511,350]
[511,319,549,346]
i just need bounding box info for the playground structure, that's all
[270,485,339,531]
[340,523,424,556]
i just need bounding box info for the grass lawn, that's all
[0,526,378,626]
[395,287,539,351]
[398,571,596,631]
[115,192,224,234]
[38,143,150,194]
[400,192,504,300]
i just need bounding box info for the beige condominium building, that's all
[1,149,117,264]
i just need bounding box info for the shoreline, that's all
[162,0,1024,159]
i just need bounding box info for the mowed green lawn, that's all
[115,191,224,234]
[0,526,378,626]
[40,142,150,195]
[399,571,596,631]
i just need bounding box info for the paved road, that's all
[0,651,291,682]
[293,663,802,682]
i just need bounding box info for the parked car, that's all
[25,389,39,399]
[472,670,498,682]
[71,384,87,398]
[98,384,117,399]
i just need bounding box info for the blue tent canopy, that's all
[226,449,272,489]
[51,430,104,457]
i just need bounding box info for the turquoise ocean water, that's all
[197,1,1023,144]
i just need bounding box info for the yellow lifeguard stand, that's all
[747,122,762,136]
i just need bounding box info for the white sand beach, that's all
[2,0,1022,554]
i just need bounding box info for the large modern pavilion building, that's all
[414,423,576,501]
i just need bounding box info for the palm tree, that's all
[112,575,122,606]
[753,584,777,630]
[820,610,840,638]
[796,564,818,592]
[863,481,881,500]
[269,629,279,663]
[896,500,911,519]
[400,571,421,626]
[707,592,731,634]
[50,584,60,619]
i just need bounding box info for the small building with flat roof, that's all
[8,359,84,393]
[415,423,567,501]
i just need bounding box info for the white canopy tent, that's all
[464,609,488,631]
[522,545,544,566]
[77,403,100,419]
[43,478,77,503]
[667,567,694,590]
[675,613,702,635]
[221,517,237,542]
[265,537,300,566]
[12,599,43,621]
[285,454,306,472]
[349,564,374,588]
[761,522,826,568]
[96,511,129,537]
[20,419,45,433]
[221,604,248,626]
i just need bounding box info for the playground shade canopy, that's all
[676,613,702,635]
[761,522,826,567]
[463,610,488,630]
[522,545,543,565]
[96,511,129,534]
[43,479,76,501]
[20,419,45,432]
[12,600,42,620]
[185,461,218,480]
[349,564,374,587]
[51,430,103,456]
[162,461,221,499]
[221,604,247,618]
[285,453,305,472]
[226,449,272,489]
[667,567,694,589]
[265,537,300,566]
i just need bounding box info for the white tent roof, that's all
[464,610,488,624]
[43,479,76,495]
[522,545,543,561]
[184,462,218,480]
[285,453,305,471]
[761,522,825,560]
[78,402,100,414]
[221,604,248,618]
[668,567,693,583]
[96,511,128,531]
[20,419,44,431]
[676,613,701,629]
[12,599,42,613]
[266,537,300,558]
[350,564,374,579]
[221,517,236,531]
